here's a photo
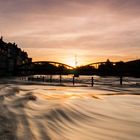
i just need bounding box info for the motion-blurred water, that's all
[0,78,140,140]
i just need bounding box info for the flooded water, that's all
[0,77,140,140]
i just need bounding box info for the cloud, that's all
[1,0,140,16]
[0,0,140,64]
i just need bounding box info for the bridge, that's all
[17,61,74,75]
[85,61,117,68]
[17,60,117,76]
[32,61,74,69]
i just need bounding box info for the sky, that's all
[0,0,140,66]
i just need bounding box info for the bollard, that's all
[50,75,52,83]
[60,74,62,83]
[91,77,94,87]
[42,76,45,82]
[120,76,123,85]
[73,76,75,85]
[36,76,39,81]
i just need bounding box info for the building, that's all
[0,37,32,76]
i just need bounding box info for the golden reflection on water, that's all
[35,92,101,100]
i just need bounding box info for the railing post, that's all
[120,76,123,85]
[50,75,52,83]
[36,76,39,81]
[73,76,75,85]
[91,77,94,87]
[42,76,45,82]
[60,74,62,84]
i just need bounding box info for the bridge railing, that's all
[19,75,140,87]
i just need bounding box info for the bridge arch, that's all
[17,61,74,76]
[85,61,116,68]
[84,62,106,69]
[32,61,74,69]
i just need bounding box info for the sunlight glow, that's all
[64,58,76,67]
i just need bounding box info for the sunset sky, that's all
[0,0,140,66]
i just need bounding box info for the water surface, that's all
[0,79,140,140]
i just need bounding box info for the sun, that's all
[65,59,76,67]
[64,57,76,67]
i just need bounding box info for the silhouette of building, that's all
[0,37,32,76]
